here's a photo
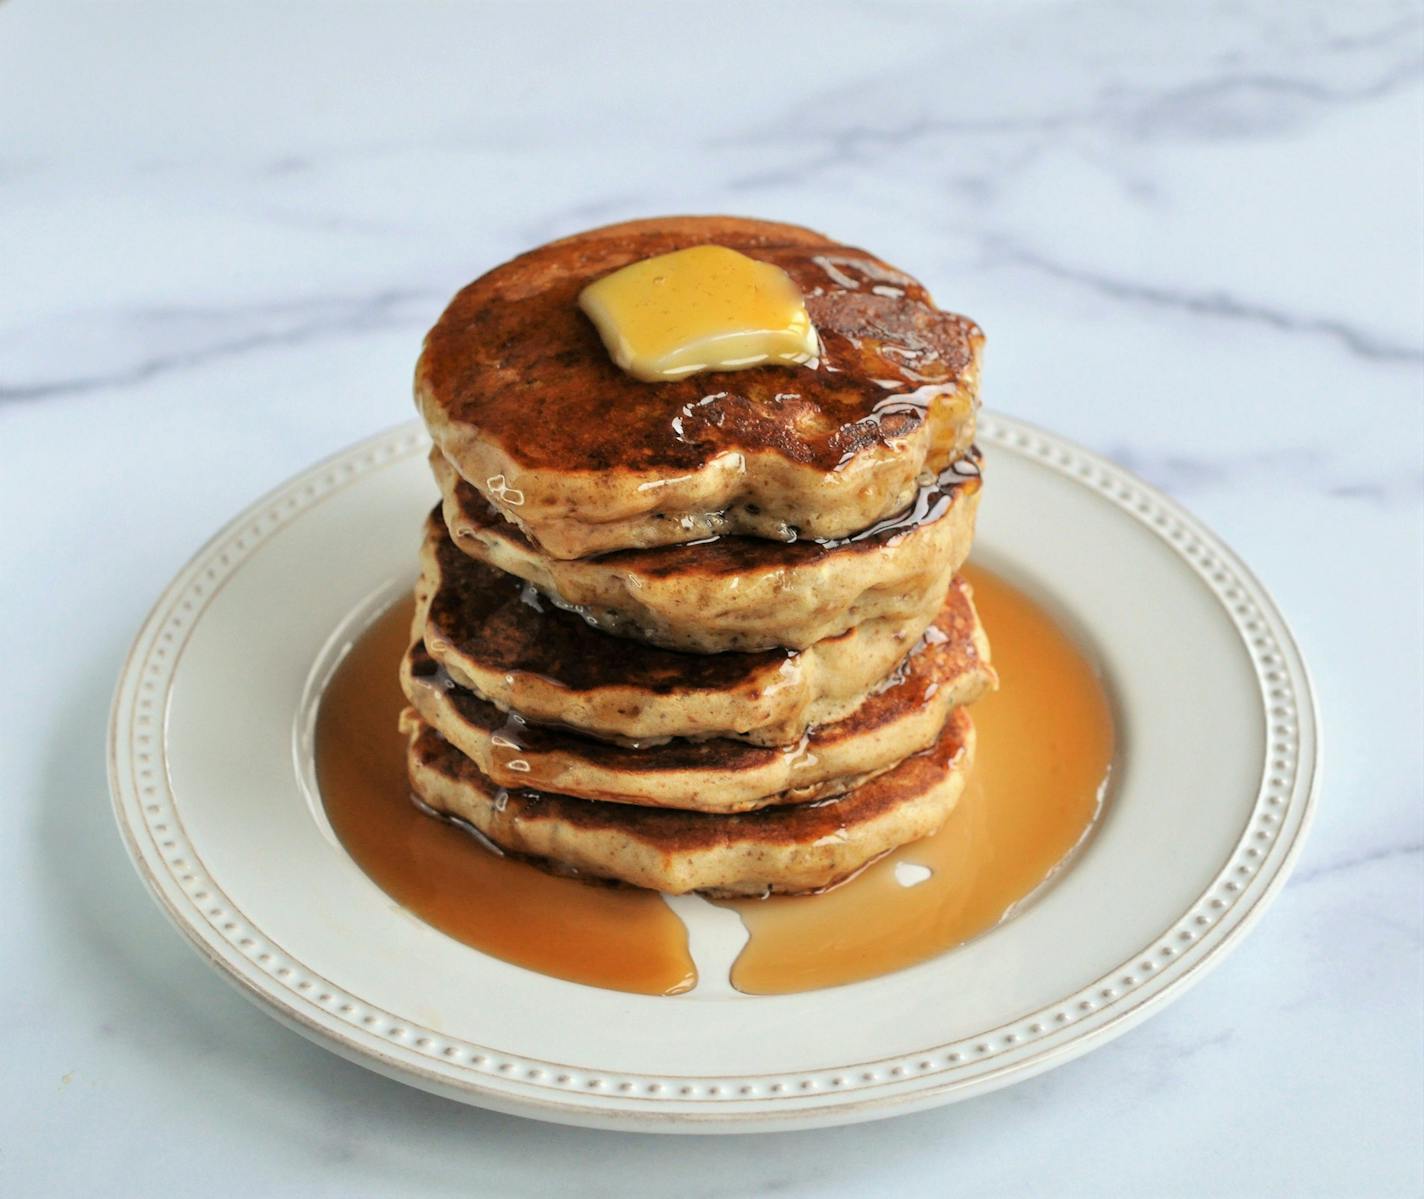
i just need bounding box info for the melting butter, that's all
[578,245,819,382]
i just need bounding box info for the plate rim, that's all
[108,413,1321,1132]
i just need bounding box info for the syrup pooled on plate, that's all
[314,598,696,997]
[717,564,1115,994]
[315,567,1113,996]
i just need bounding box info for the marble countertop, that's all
[2,2,1421,1194]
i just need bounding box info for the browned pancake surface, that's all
[417,216,982,475]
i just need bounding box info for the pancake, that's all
[416,216,983,559]
[400,575,994,812]
[403,708,976,896]
[433,446,982,653]
[414,511,945,746]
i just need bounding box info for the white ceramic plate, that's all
[109,414,1319,1133]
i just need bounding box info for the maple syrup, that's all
[314,598,696,997]
[315,566,1113,997]
[717,564,1114,993]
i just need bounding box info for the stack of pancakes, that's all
[400,217,996,896]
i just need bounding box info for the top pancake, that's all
[417,216,983,558]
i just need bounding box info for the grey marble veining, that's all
[1,2,1420,1196]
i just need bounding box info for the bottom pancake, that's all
[403,708,975,896]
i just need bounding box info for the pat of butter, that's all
[578,245,819,383]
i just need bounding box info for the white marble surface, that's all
[2,1,1421,1194]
